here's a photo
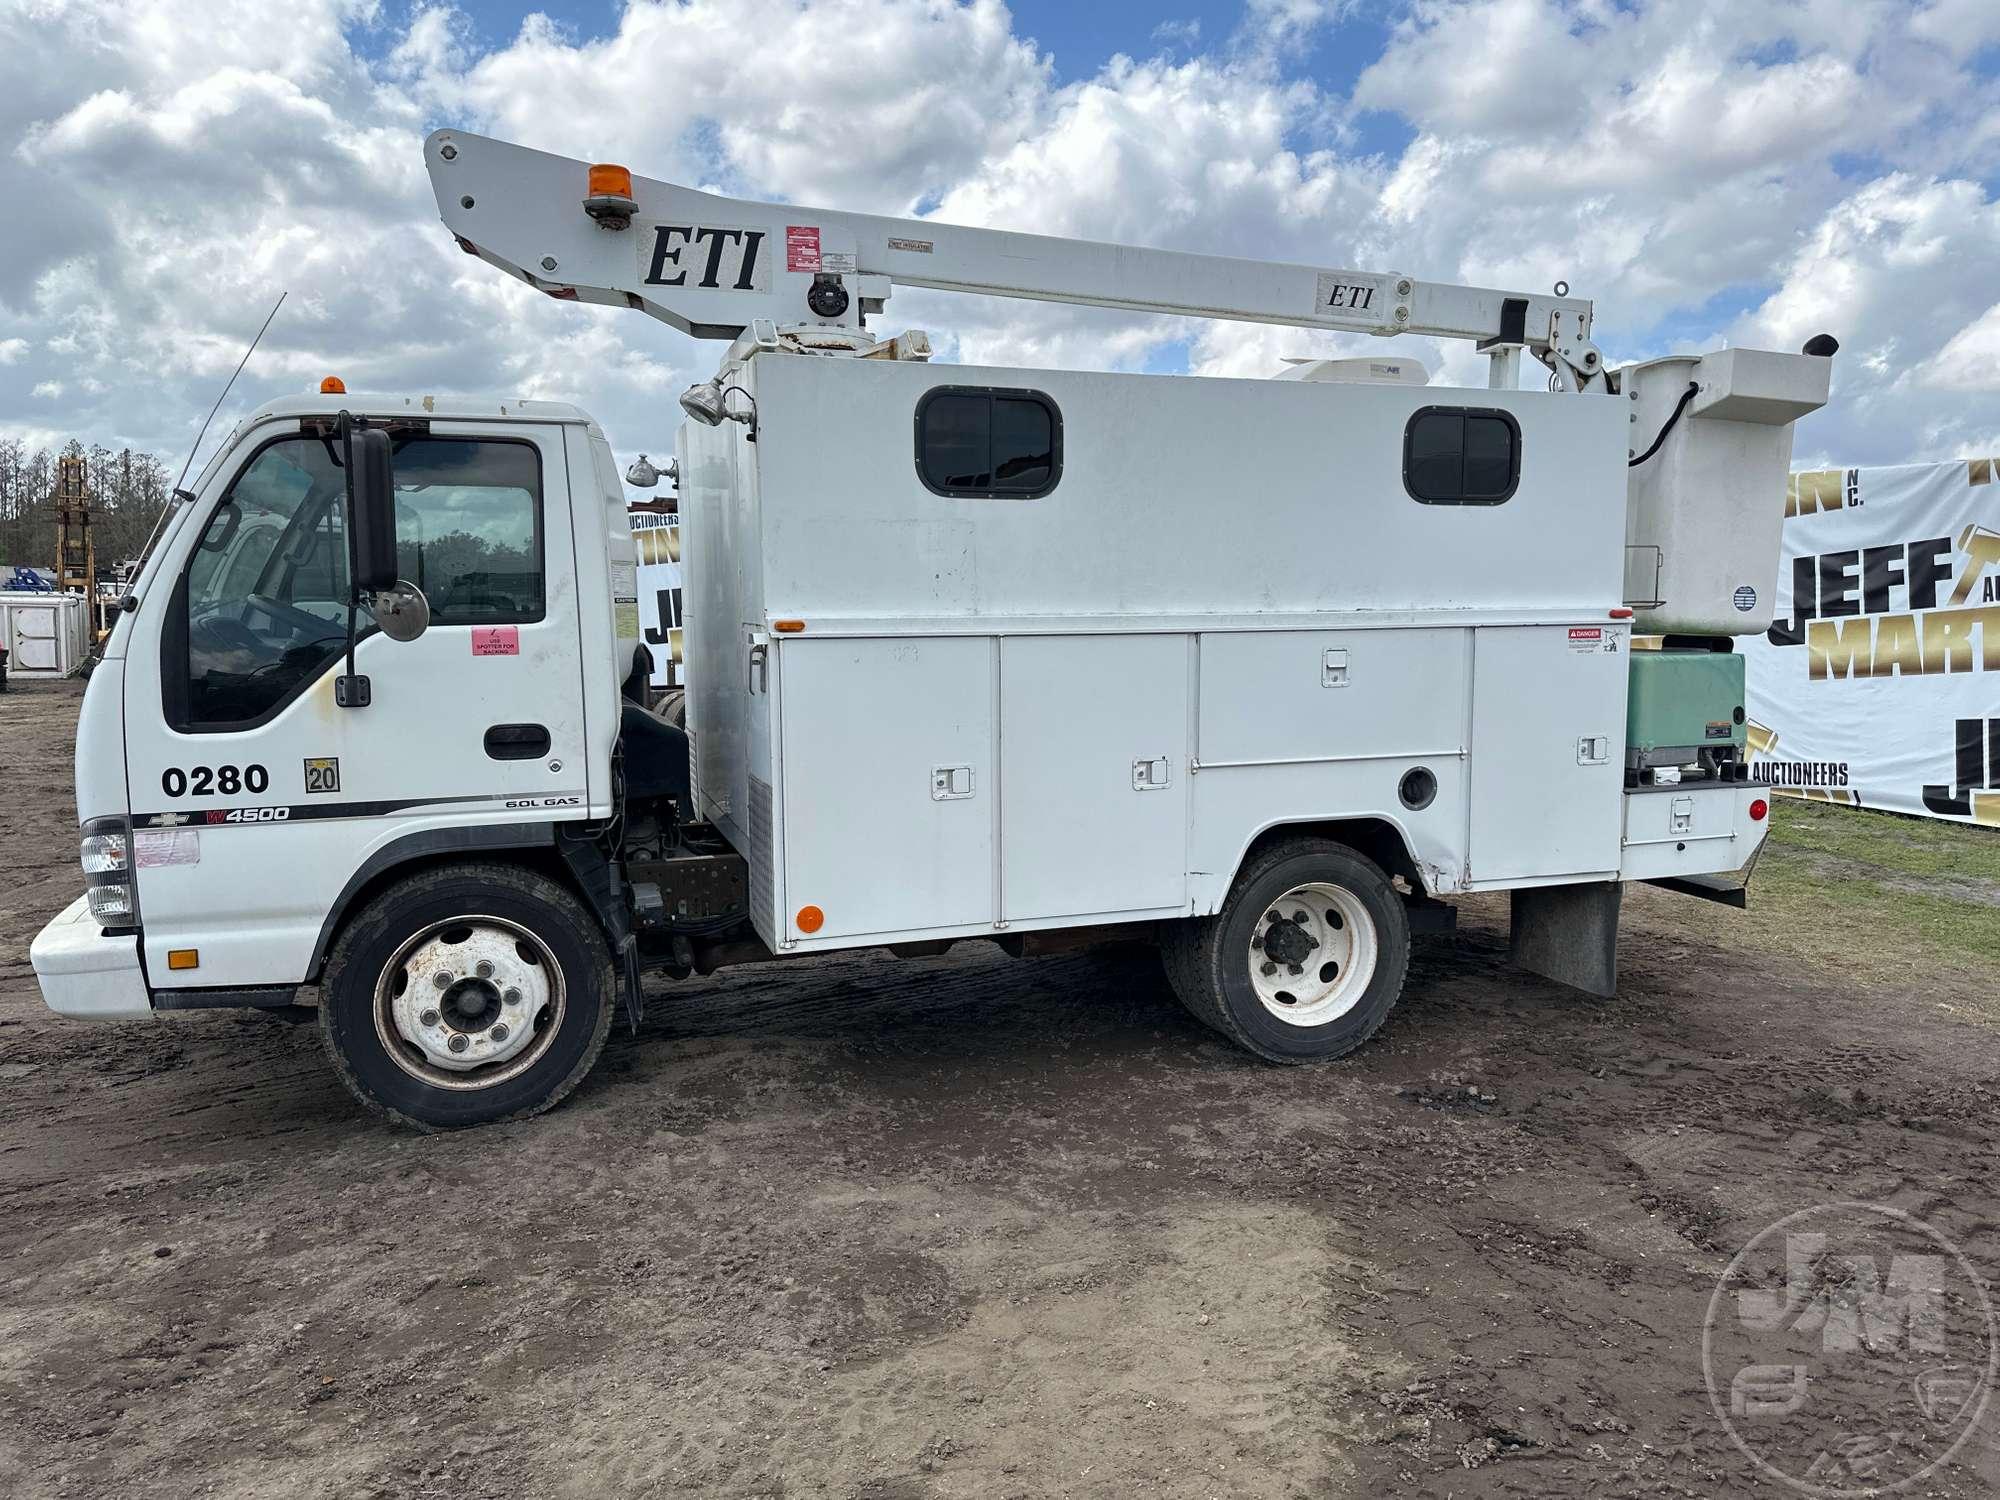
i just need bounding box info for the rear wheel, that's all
[318,862,614,1130]
[1165,838,1409,1062]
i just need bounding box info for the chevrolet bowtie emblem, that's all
[153,812,188,827]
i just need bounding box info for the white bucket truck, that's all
[30,132,1834,1128]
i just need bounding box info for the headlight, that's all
[81,832,128,875]
[79,819,135,927]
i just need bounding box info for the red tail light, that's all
[1749,798,1769,822]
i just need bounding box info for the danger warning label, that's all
[1568,627,1605,653]
[786,225,821,273]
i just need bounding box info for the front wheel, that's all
[318,862,615,1130]
[1164,838,1410,1063]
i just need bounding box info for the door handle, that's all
[747,642,768,694]
[485,723,551,760]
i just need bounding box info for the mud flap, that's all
[557,833,644,1034]
[1509,880,1621,997]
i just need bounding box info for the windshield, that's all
[178,436,350,727]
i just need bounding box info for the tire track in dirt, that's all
[3,682,1998,1498]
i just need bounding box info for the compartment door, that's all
[1468,625,1626,882]
[1001,634,1189,922]
[778,636,993,942]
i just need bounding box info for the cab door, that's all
[122,421,589,990]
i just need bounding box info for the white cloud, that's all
[1930,303,2000,393]
[0,0,1993,478]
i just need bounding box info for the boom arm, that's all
[426,129,1605,388]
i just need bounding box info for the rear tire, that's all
[1165,838,1409,1063]
[318,862,615,1130]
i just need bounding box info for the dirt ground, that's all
[1,677,1995,1499]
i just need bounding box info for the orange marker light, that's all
[584,163,639,227]
[587,163,634,200]
[167,949,199,971]
[320,376,346,394]
[773,619,806,633]
[795,905,825,934]
[1608,607,1633,619]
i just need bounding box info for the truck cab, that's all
[32,396,643,1102]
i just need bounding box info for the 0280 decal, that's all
[161,764,270,798]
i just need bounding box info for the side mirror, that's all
[370,579,430,643]
[346,426,398,595]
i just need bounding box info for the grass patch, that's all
[1766,796,2000,882]
[1624,798,1997,1011]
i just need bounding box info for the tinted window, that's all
[393,438,543,623]
[179,437,350,728]
[917,388,1062,498]
[1403,407,1520,505]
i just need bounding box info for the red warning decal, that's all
[786,225,821,273]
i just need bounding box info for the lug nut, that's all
[490,1023,509,1042]
[1289,964,1303,976]
[1261,961,1277,976]
[447,1034,470,1053]
[1291,910,1307,923]
[433,972,453,989]
[503,987,522,1005]
[475,960,494,979]
[420,1008,441,1027]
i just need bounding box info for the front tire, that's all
[1165,838,1410,1063]
[318,862,615,1130]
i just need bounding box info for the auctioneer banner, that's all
[1739,457,2000,825]
[630,508,682,689]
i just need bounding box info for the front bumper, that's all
[30,896,153,1019]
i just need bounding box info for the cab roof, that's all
[242,393,596,427]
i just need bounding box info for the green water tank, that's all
[1626,649,1746,768]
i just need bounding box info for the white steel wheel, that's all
[1163,837,1410,1064]
[373,915,566,1090]
[320,862,615,1130]
[1246,881,1379,1026]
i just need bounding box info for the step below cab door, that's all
[121,421,587,990]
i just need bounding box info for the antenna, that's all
[171,291,287,497]
[108,292,287,616]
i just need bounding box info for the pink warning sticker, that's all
[786,224,821,273]
[472,625,520,657]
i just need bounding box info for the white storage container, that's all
[1,591,90,677]
[1622,348,1832,636]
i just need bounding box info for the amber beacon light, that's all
[584,163,638,228]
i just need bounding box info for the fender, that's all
[304,822,558,980]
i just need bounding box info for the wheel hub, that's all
[438,977,502,1033]
[1261,915,1317,967]
[384,920,556,1075]
[1246,882,1379,1027]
